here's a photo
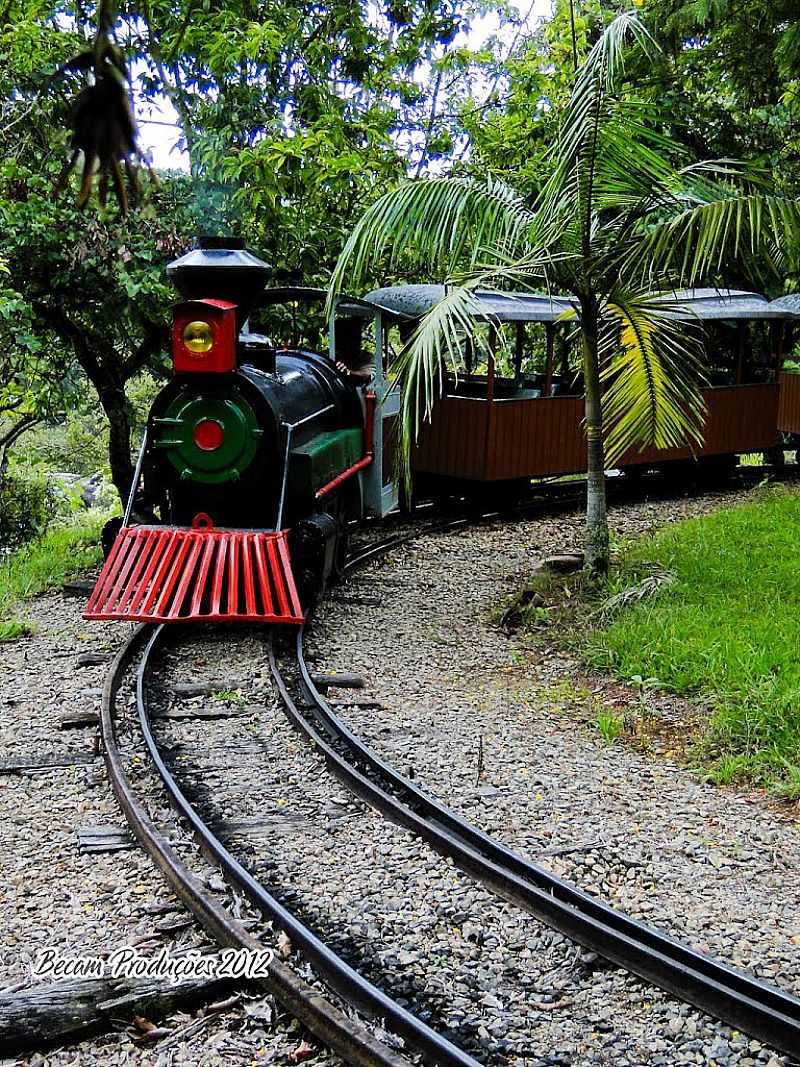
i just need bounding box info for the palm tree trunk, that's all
[580,296,609,574]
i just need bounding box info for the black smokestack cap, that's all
[167,236,271,327]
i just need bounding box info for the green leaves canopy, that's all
[330,11,800,479]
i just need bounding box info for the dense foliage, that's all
[466,0,800,291]
[331,12,800,571]
[131,0,490,281]
[0,0,495,505]
[2,0,799,518]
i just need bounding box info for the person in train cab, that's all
[336,351,373,384]
[334,317,373,385]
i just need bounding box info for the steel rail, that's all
[100,623,418,1067]
[266,624,800,1058]
[132,624,482,1067]
[98,464,800,1063]
[343,481,588,573]
[342,462,779,575]
[345,462,798,572]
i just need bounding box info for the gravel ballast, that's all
[1,480,798,1066]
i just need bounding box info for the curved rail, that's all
[100,625,418,1067]
[265,618,800,1057]
[99,467,800,1063]
[124,623,482,1067]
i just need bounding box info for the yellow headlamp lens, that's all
[183,320,214,355]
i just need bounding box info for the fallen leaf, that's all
[277,931,292,958]
[287,1039,315,1064]
[132,1025,174,1043]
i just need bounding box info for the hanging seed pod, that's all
[54,2,153,215]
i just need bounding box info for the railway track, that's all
[102,622,483,1067]
[98,474,800,1064]
[270,628,800,1058]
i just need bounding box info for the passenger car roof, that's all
[359,284,800,322]
[769,294,800,315]
[651,289,798,320]
[362,285,578,322]
[252,285,800,322]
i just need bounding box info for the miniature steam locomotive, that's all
[85,238,386,625]
[85,237,800,628]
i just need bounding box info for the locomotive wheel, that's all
[695,454,737,486]
[296,567,322,615]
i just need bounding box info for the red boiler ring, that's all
[193,418,225,452]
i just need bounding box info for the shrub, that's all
[0,468,53,546]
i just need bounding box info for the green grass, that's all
[585,487,800,788]
[0,514,105,642]
[596,710,624,744]
[213,688,246,704]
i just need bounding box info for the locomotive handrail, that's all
[122,427,149,528]
[275,404,335,530]
[315,391,376,500]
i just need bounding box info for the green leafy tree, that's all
[2,0,494,505]
[634,0,800,193]
[0,1,195,500]
[132,0,491,282]
[331,11,800,573]
[461,0,610,189]
[0,159,189,500]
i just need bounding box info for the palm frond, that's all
[573,11,656,98]
[600,289,708,467]
[327,176,536,305]
[537,12,659,254]
[390,283,492,490]
[635,193,800,284]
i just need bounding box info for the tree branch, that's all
[121,321,167,379]
[31,302,111,390]
[0,413,39,451]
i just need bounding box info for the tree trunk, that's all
[97,385,134,505]
[580,297,609,575]
[0,973,234,1053]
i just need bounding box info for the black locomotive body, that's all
[144,347,364,531]
[86,238,374,624]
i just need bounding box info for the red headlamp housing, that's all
[172,298,238,374]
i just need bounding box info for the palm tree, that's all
[329,11,799,573]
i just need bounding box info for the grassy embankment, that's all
[582,486,800,792]
[0,514,105,642]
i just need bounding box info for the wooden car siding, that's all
[413,397,489,479]
[778,371,800,434]
[486,396,585,479]
[413,383,779,481]
[624,384,779,465]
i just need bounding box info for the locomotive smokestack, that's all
[166,236,271,329]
